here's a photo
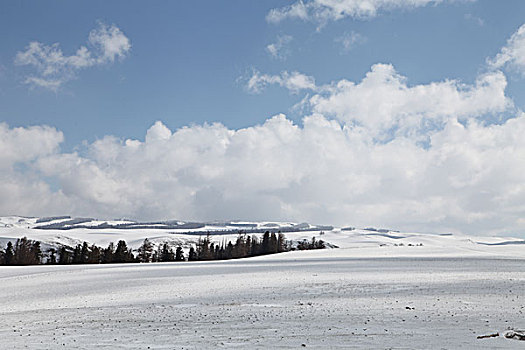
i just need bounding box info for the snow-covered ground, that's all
[1,215,525,258]
[1,216,525,348]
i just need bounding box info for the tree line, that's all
[0,231,326,266]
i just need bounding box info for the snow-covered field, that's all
[1,216,525,348]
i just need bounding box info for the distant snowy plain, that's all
[1,216,525,349]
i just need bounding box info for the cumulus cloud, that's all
[267,0,449,25]
[14,22,131,90]
[0,123,70,216]
[3,106,525,236]
[308,64,511,139]
[245,70,317,94]
[266,35,293,60]
[488,23,525,75]
[245,63,511,139]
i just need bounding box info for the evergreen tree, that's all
[269,233,278,254]
[225,241,234,259]
[188,247,197,261]
[196,234,212,260]
[175,246,185,261]
[261,231,270,255]
[137,238,153,263]
[232,235,246,258]
[245,236,252,256]
[58,246,71,264]
[214,244,220,259]
[159,243,175,262]
[4,241,14,265]
[13,237,36,265]
[72,244,82,264]
[87,245,101,263]
[31,241,42,264]
[102,242,115,263]
[209,242,215,258]
[114,240,131,263]
[80,242,89,264]
[47,248,57,264]
[277,233,286,252]
[251,236,259,256]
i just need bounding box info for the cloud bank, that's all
[15,22,131,90]
[1,59,524,236]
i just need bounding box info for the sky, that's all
[2,0,525,236]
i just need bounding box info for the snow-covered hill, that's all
[2,216,525,348]
[1,215,525,259]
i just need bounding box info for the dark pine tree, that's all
[245,236,252,256]
[261,231,270,255]
[188,247,197,261]
[269,233,278,254]
[251,236,260,256]
[225,241,234,259]
[47,248,57,264]
[277,233,286,252]
[137,238,153,263]
[80,242,89,264]
[72,244,82,264]
[114,240,131,263]
[4,241,14,265]
[87,245,101,263]
[102,242,115,264]
[175,246,185,261]
[13,237,36,265]
[159,243,175,262]
[58,246,71,264]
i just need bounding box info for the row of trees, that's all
[0,237,42,265]
[0,231,326,266]
[189,231,288,261]
[297,236,326,250]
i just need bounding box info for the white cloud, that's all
[14,22,131,90]
[335,31,367,51]
[246,63,510,139]
[3,106,525,236]
[245,70,317,94]
[266,35,293,60]
[0,123,63,167]
[308,64,511,139]
[267,0,450,25]
[88,22,131,64]
[488,23,525,75]
[0,123,70,216]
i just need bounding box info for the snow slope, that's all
[2,216,525,348]
[1,253,525,348]
[1,215,525,259]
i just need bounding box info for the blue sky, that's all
[2,0,525,149]
[2,0,525,235]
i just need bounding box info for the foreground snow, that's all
[1,216,525,348]
[1,250,525,349]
